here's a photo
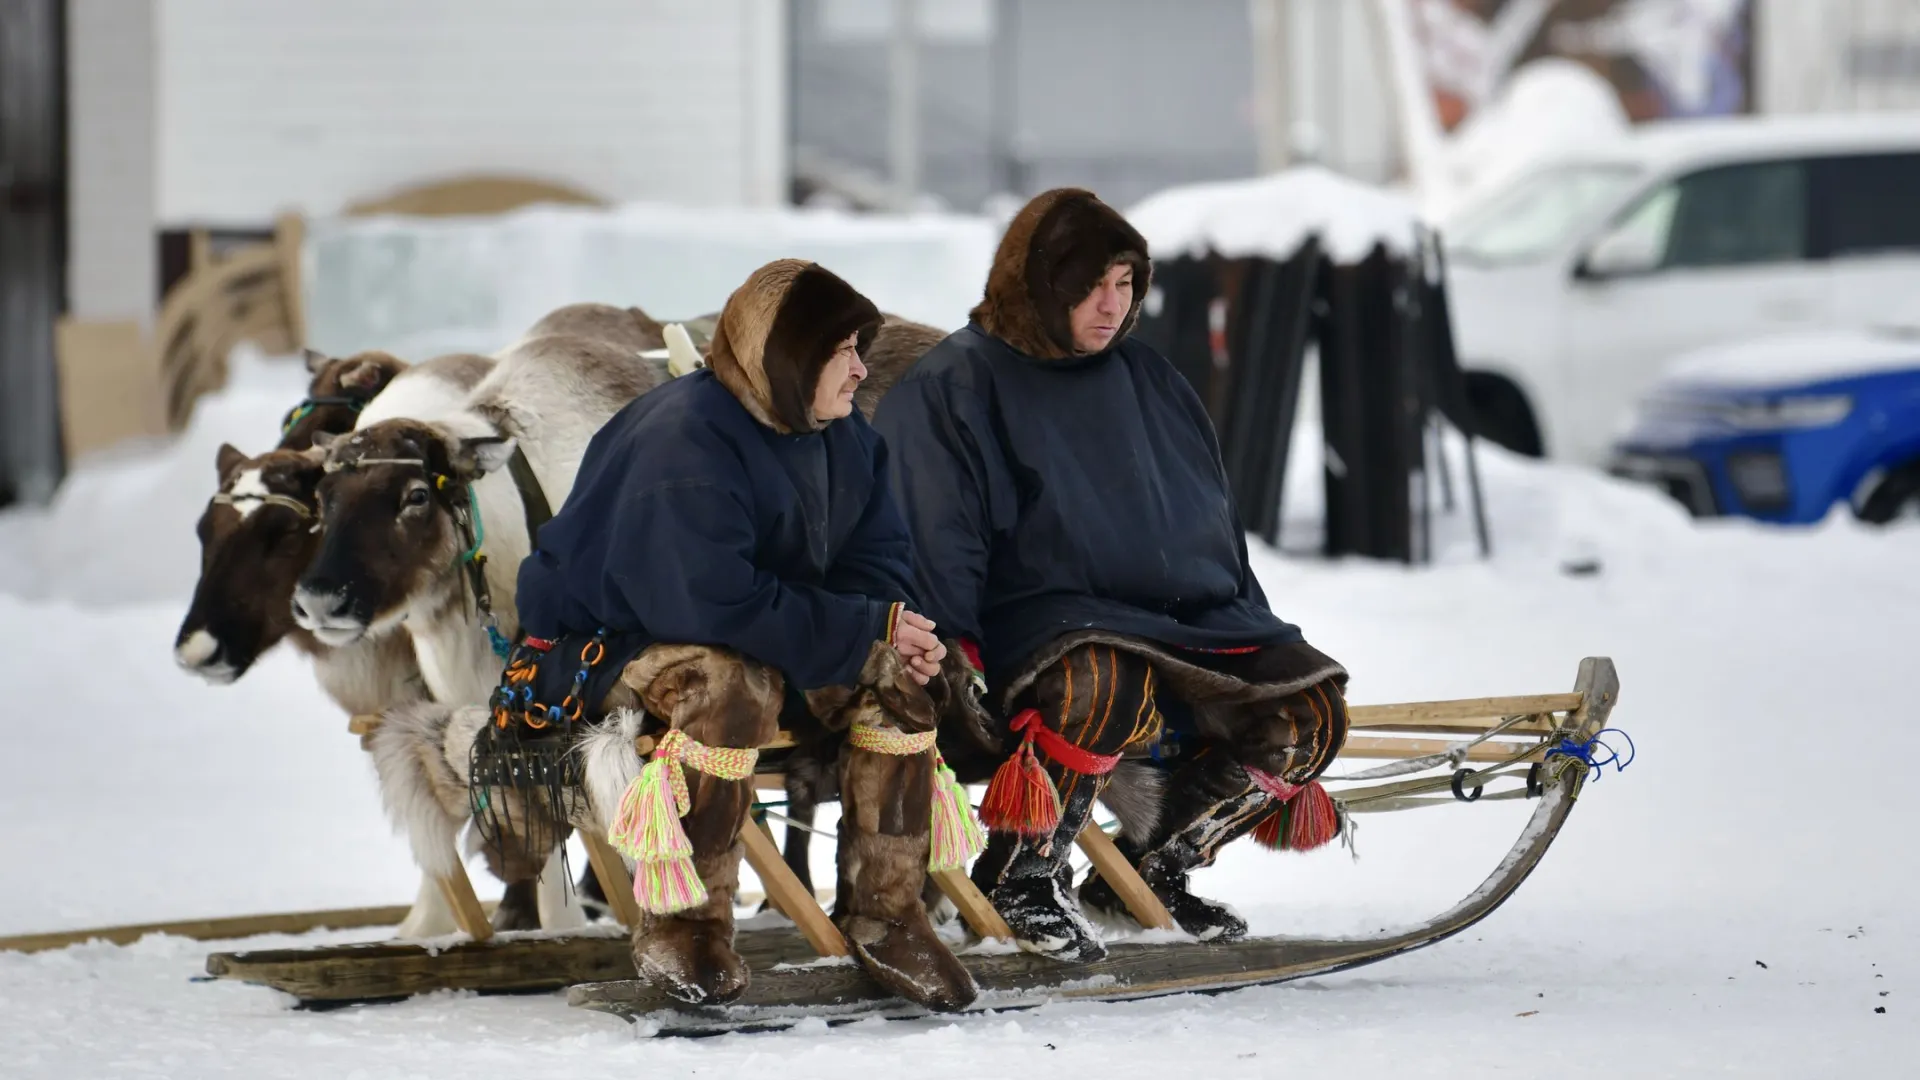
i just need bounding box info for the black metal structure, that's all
[1134,228,1490,563]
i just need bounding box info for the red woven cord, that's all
[1007,708,1122,776]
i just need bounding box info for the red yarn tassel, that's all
[1283,781,1340,851]
[1251,809,1285,850]
[979,739,1061,836]
[1251,781,1340,853]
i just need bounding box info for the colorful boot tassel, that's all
[928,753,985,872]
[606,728,758,915]
[979,733,1062,836]
[1251,780,1342,853]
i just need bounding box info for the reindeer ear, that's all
[216,442,248,479]
[303,347,333,375]
[309,430,341,451]
[460,436,518,478]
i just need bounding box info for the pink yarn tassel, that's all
[928,755,985,872]
[606,759,704,914]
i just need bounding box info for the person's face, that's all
[1069,262,1134,354]
[811,332,866,422]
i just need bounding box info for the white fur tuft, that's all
[576,708,646,839]
[367,702,468,878]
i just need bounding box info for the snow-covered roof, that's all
[1126,164,1425,266]
[1663,328,1920,391]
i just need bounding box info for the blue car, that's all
[1608,330,1920,525]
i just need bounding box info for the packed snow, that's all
[3,340,1916,1077]
[1127,164,1427,266]
[303,202,1000,361]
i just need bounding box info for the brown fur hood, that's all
[708,259,883,433]
[970,187,1152,361]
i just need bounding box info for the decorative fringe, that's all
[607,755,705,914]
[1251,780,1342,853]
[928,754,985,871]
[979,740,1061,836]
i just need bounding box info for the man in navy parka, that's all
[514,259,975,1012]
[871,189,1354,964]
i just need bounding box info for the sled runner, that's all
[198,655,1622,1026]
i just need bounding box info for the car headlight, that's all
[1718,394,1853,430]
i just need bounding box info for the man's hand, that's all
[892,608,947,685]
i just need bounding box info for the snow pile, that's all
[1661,327,1920,391]
[1126,164,1426,266]
[304,202,999,361]
[0,345,311,607]
[1427,58,1633,224]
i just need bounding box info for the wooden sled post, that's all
[436,868,494,942]
[580,833,641,929]
[930,869,1015,941]
[1076,823,1176,931]
[740,818,849,958]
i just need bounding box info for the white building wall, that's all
[66,0,159,321]
[153,0,787,225]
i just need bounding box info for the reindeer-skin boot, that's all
[1079,752,1266,941]
[819,642,979,1011]
[617,645,784,1006]
[974,781,1108,962]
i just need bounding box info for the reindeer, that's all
[173,351,496,937]
[296,332,672,931]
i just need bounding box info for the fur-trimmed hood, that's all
[970,188,1152,361]
[708,259,883,433]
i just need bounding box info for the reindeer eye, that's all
[404,487,431,508]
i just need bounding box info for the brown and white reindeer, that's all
[298,331,672,932]
[173,350,496,937]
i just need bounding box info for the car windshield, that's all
[1448,163,1644,266]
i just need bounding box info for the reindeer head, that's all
[291,420,514,646]
[278,348,410,451]
[174,444,326,682]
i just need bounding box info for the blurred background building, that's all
[8,0,1920,508]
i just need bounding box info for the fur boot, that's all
[618,644,784,1006]
[816,642,978,1011]
[1079,753,1266,941]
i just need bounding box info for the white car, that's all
[1441,111,1920,468]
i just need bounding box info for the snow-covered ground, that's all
[2,348,1915,1078]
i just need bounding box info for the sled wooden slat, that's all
[0,904,465,954]
[205,924,824,1003]
[1345,716,1556,737]
[581,833,642,930]
[1346,693,1582,728]
[741,819,849,958]
[437,871,494,942]
[1337,735,1549,763]
[1076,822,1176,931]
[930,869,1014,941]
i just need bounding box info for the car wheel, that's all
[1463,373,1544,458]
[1857,459,1920,525]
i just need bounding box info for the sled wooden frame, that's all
[198,657,1617,1018]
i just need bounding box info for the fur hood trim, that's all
[708,259,883,433]
[969,188,1152,360]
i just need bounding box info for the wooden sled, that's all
[203,657,1622,1027]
